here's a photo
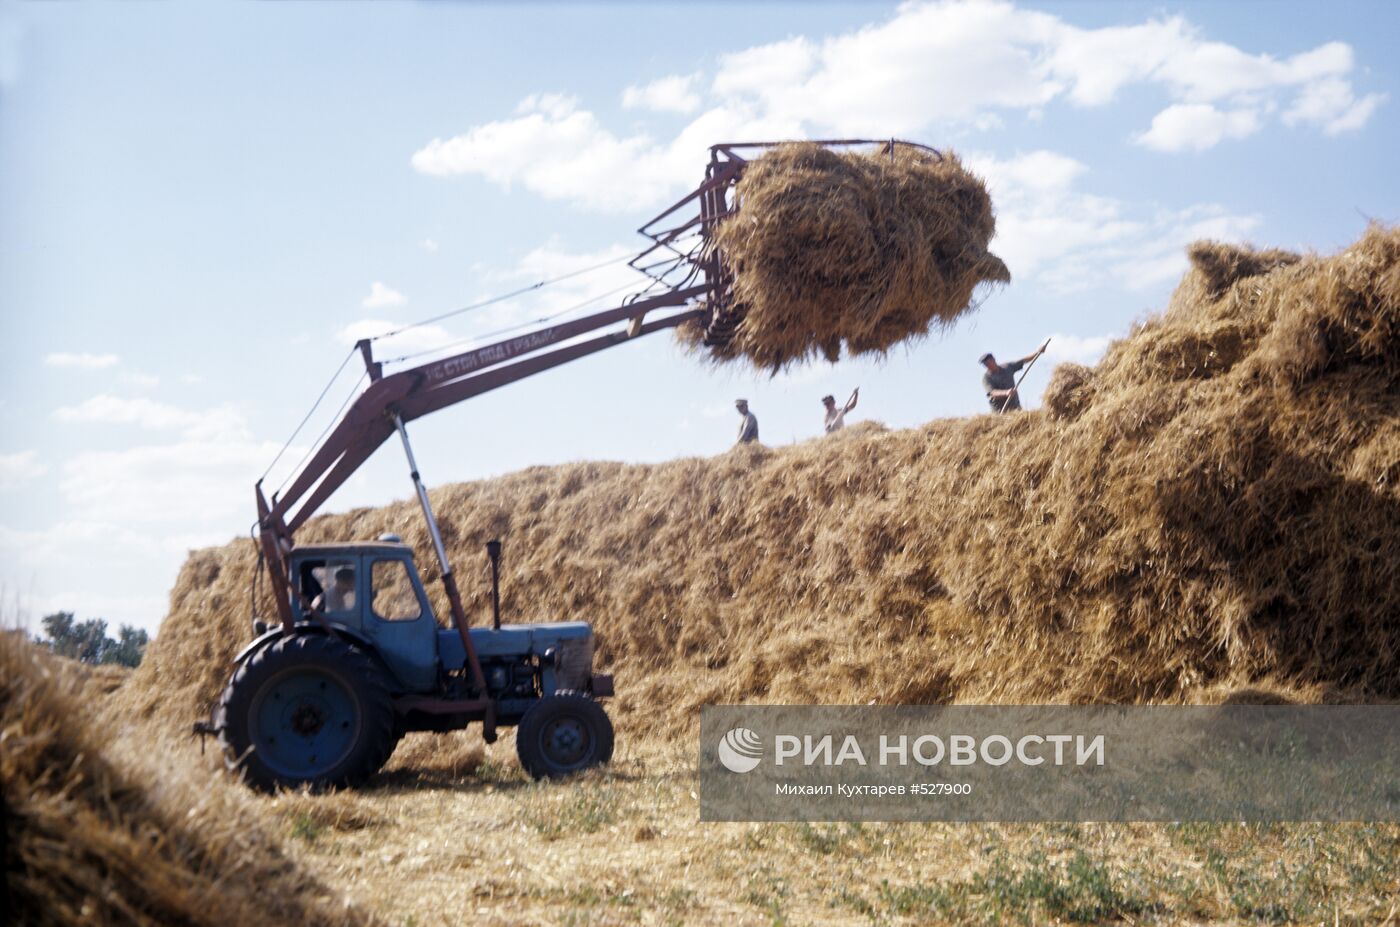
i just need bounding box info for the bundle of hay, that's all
[2,633,373,927]
[1185,240,1302,301]
[1043,362,1096,421]
[685,142,1009,371]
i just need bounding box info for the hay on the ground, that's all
[683,142,1009,371]
[124,227,1398,755]
[1,633,374,927]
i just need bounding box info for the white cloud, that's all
[362,281,407,309]
[413,94,676,212]
[12,391,315,636]
[1045,19,1187,107]
[712,37,816,103]
[0,450,45,489]
[412,0,1382,212]
[44,351,119,369]
[1044,333,1113,365]
[0,520,216,568]
[970,150,1258,293]
[1283,77,1387,135]
[623,74,702,114]
[54,395,199,430]
[421,238,439,253]
[59,439,279,524]
[734,3,1064,136]
[410,92,800,212]
[972,150,1142,279]
[9,391,302,637]
[42,394,288,527]
[52,395,251,442]
[1134,103,1262,152]
[1150,37,1354,104]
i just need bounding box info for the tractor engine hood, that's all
[437,622,596,690]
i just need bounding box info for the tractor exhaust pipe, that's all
[486,539,502,630]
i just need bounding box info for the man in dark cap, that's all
[981,341,1049,412]
[734,398,759,445]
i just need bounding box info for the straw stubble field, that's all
[271,735,1400,926]
[7,225,1400,924]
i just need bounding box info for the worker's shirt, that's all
[824,408,847,433]
[315,587,355,614]
[736,412,759,444]
[982,360,1025,412]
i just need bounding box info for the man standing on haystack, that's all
[822,388,859,433]
[981,341,1049,412]
[734,398,759,445]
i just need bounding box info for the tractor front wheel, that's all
[516,691,614,780]
[216,634,397,791]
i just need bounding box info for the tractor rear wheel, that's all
[216,634,397,791]
[516,691,614,780]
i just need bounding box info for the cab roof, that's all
[290,540,412,558]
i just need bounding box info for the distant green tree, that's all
[36,611,149,667]
[111,624,150,668]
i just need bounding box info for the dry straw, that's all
[682,142,1010,371]
[124,226,1398,751]
[1,633,375,927]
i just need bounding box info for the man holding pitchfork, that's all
[980,339,1051,413]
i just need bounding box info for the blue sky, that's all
[1,0,1396,635]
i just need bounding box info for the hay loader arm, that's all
[255,285,708,629]
[254,137,935,695]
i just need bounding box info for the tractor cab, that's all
[289,540,440,693]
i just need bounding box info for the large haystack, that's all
[685,142,1009,370]
[1,633,374,927]
[126,227,1398,746]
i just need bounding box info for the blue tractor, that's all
[212,536,615,789]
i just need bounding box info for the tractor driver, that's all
[312,565,356,614]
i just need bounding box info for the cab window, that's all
[306,560,356,615]
[372,559,422,622]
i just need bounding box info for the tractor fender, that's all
[232,621,377,667]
